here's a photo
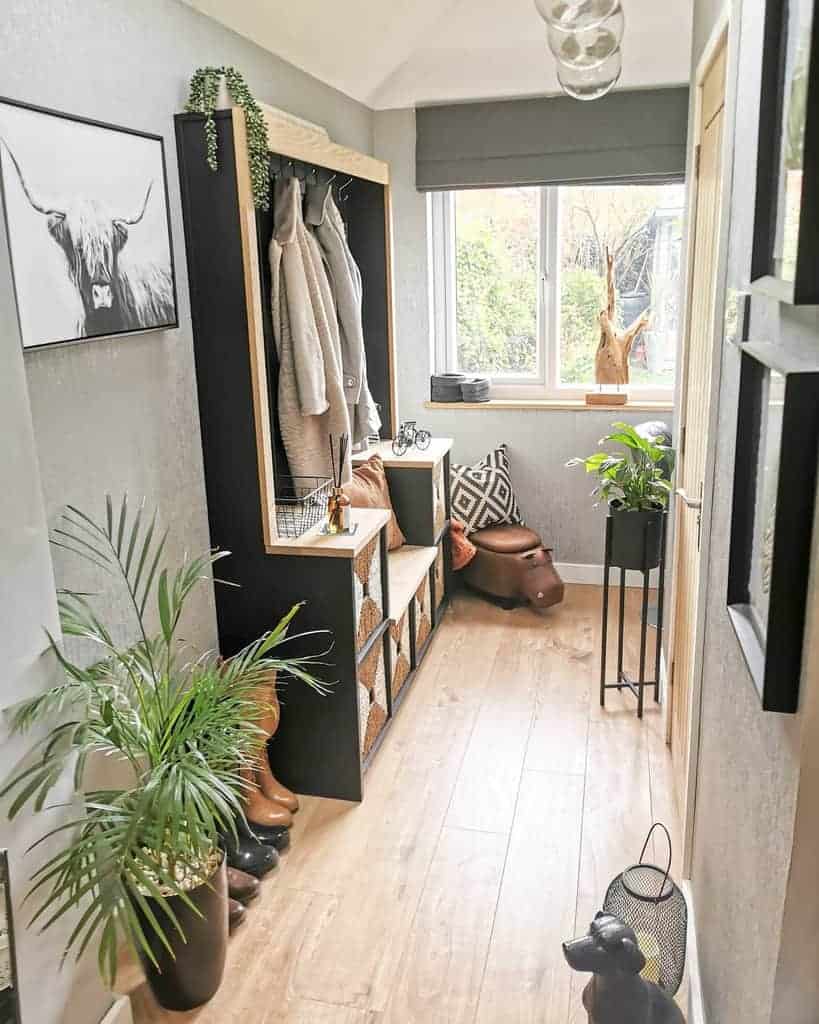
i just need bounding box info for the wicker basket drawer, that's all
[389,603,412,703]
[433,459,446,536]
[433,542,446,612]
[354,535,385,653]
[357,633,389,761]
[413,574,432,660]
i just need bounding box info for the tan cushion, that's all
[471,524,543,555]
[343,454,406,551]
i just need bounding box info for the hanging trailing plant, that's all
[185,66,270,210]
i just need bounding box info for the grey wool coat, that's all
[306,184,382,445]
[269,178,352,483]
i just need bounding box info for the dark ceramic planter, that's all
[136,855,228,1012]
[607,504,664,571]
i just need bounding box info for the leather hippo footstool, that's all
[460,523,565,610]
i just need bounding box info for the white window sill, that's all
[424,398,674,413]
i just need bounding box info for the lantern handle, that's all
[639,821,673,900]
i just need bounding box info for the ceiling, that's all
[182,0,693,110]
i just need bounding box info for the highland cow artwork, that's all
[0,98,177,349]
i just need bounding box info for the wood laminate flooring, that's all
[124,584,682,1023]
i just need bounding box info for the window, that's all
[430,182,685,400]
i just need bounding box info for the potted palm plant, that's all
[1,497,327,1011]
[567,422,674,570]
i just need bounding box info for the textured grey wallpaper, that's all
[0,173,112,1024]
[687,1,819,1022]
[2,0,372,656]
[373,107,668,568]
[0,4,372,1022]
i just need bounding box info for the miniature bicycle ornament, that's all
[392,421,432,456]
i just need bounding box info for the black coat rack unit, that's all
[174,105,452,801]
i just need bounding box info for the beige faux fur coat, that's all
[305,184,382,445]
[269,178,351,483]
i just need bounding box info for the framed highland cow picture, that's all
[0,97,178,349]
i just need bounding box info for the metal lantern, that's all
[603,823,688,995]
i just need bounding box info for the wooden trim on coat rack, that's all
[232,107,279,544]
[260,103,390,185]
[227,105,397,550]
[383,185,399,437]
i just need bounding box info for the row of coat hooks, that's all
[268,154,355,204]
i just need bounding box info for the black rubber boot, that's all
[221,826,279,878]
[237,813,291,853]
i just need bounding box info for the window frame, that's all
[429,185,677,402]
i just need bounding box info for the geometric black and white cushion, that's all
[450,444,524,535]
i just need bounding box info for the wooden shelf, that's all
[264,507,389,559]
[353,437,453,469]
[388,544,437,612]
[260,103,390,185]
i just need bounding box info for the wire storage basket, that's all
[603,823,687,995]
[274,476,332,538]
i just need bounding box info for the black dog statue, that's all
[563,913,685,1024]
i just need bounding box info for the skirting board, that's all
[682,880,706,1024]
[101,996,134,1024]
[555,562,660,588]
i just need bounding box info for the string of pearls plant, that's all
[186,66,270,210]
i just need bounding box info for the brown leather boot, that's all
[227,866,261,904]
[251,678,300,813]
[241,765,294,829]
[257,759,299,813]
[228,898,247,934]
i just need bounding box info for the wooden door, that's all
[669,42,727,813]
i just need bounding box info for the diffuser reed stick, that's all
[326,432,351,534]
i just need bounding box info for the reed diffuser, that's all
[326,433,351,535]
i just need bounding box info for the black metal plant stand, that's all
[600,511,667,718]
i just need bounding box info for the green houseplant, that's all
[567,422,674,569]
[1,497,326,1010]
[185,66,270,210]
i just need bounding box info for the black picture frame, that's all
[727,341,819,712]
[0,95,178,350]
[751,0,819,304]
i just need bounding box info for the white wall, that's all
[374,107,671,567]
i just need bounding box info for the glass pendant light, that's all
[534,0,619,31]
[547,3,623,69]
[557,47,622,100]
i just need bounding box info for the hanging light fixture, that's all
[547,3,623,69]
[534,0,619,31]
[536,0,625,100]
[557,46,622,99]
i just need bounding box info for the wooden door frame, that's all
[666,3,736,879]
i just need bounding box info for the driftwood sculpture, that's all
[595,249,650,387]
[563,913,685,1024]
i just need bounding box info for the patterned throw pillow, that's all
[450,444,524,535]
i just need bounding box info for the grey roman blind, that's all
[415,87,689,191]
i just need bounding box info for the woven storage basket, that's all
[430,373,466,402]
[460,377,490,402]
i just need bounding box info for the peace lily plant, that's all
[1,496,326,985]
[566,421,673,510]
